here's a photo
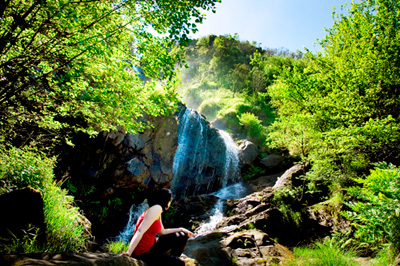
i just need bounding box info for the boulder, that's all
[260,153,284,168]
[238,140,258,165]
[246,171,284,191]
[183,230,294,266]
[273,163,309,190]
[184,233,232,266]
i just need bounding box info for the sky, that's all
[189,0,354,53]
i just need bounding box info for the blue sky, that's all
[190,0,354,53]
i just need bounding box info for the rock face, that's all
[57,104,243,240]
[57,110,181,240]
[220,164,330,247]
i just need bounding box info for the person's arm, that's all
[159,219,195,238]
[121,205,163,256]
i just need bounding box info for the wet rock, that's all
[238,140,258,165]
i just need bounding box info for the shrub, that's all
[0,147,89,253]
[345,162,400,252]
[238,112,268,146]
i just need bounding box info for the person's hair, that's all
[147,188,172,211]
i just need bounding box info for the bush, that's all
[0,147,89,253]
[345,163,400,251]
[238,112,268,146]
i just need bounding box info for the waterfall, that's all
[219,130,240,187]
[116,106,246,241]
[171,108,242,199]
[115,202,148,243]
[172,108,208,196]
[195,182,249,237]
[171,107,246,236]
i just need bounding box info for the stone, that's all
[260,153,284,168]
[246,171,284,191]
[273,163,307,190]
[238,140,258,165]
[184,230,294,266]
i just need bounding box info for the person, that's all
[120,188,194,266]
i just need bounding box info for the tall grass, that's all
[287,242,357,266]
[0,146,89,253]
[105,240,129,254]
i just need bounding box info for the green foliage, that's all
[0,147,89,252]
[242,165,265,180]
[238,112,268,145]
[273,187,303,227]
[105,240,129,254]
[267,0,400,202]
[1,0,220,146]
[288,241,357,266]
[370,246,398,266]
[0,227,42,253]
[345,163,400,251]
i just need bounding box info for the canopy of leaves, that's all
[0,0,220,148]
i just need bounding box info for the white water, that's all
[195,182,248,237]
[115,202,148,243]
[171,109,209,197]
[219,130,240,187]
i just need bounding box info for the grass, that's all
[0,147,90,253]
[105,240,129,254]
[286,242,357,266]
[284,239,398,266]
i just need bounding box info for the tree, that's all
[268,0,400,181]
[0,0,220,146]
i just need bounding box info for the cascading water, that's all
[195,183,248,236]
[116,106,248,241]
[219,130,240,186]
[171,108,244,199]
[171,108,208,198]
[172,110,247,236]
[115,202,148,243]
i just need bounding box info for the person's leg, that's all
[152,232,189,257]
